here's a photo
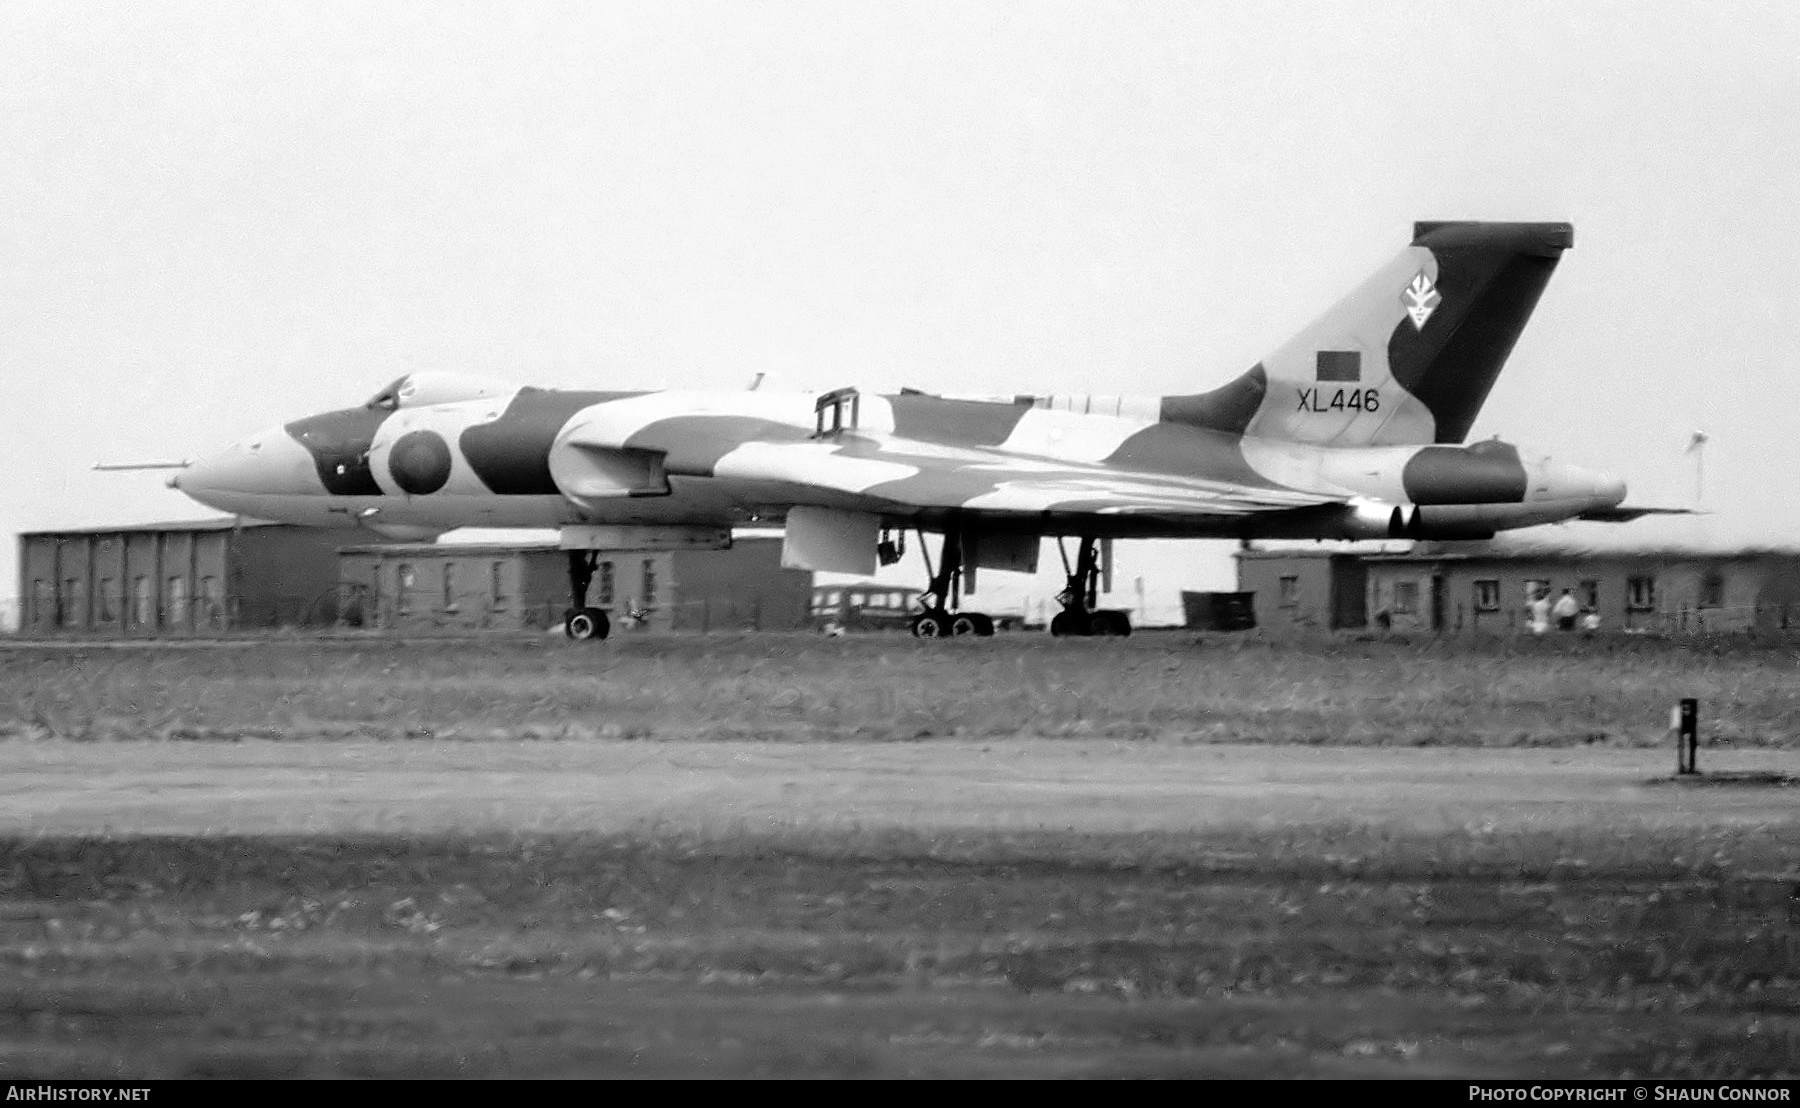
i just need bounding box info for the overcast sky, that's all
[5,1,1796,618]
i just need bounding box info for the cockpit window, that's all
[362,372,509,411]
[365,376,409,411]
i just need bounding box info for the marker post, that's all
[1673,698,1699,775]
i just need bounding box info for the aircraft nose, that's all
[1595,472,1627,506]
[171,426,323,511]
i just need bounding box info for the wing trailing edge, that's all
[1577,506,1700,523]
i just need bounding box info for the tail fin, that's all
[1162,221,1573,446]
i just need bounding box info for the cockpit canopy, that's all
[364,372,516,412]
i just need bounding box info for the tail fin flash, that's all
[1164,222,1572,446]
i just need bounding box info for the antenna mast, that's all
[1686,431,1708,507]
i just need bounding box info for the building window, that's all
[1277,575,1299,607]
[1699,571,1724,609]
[1579,579,1599,610]
[397,564,415,614]
[597,561,614,607]
[98,577,115,622]
[30,580,49,628]
[199,575,223,628]
[490,561,505,608]
[442,563,457,611]
[167,576,188,626]
[132,576,153,627]
[1627,575,1656,611]
[1524,578,1550,606]
[1392,580,1418,615]
[642,559,658,608]
[62,577,79,627]
[1473,579,1500,612]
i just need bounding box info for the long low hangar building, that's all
[17,519,811,636]
[1238,540,1800,634]
[337,534,811,633]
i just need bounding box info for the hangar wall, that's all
[667,538,814,631]
[339,535,812,633]
[340,544,579,632]
[18,523,815,638]
[1235,549,1370,632]
[16,520,340,634]
[1365,550,1800,635]
[1237,543,1800,635]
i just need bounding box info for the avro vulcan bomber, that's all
[169,221,1661,640]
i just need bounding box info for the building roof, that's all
[19,516,288,538]
[1234,528,1800,564]
[1457,519,1800,558]
[1369,539,1800,563]
[341,532,786,557]
[340,542,562,557]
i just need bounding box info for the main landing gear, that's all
[907,528,996,638]
[563,550,611,642]
[1049,536,1132,637]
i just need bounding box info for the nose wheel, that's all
[562,551,612,643]
[564,606,611,641]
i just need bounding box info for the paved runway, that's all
[5,740,1795,837]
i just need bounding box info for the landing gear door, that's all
[962,530,1040,595]
[782,507,878,575]
[967,532,1039,575]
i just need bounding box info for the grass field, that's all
[1,634,1796,1078]
[3,631,1799,746]
[4,827,1797,1078]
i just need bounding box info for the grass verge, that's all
[2,826,1796,1078]
[4,632,1798,746]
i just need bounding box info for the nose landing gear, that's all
[563,550,611,641]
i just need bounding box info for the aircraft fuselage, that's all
[173,378,1623,544]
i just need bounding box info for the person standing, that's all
[1552,588,1581,632]
[1528,588,1551,635]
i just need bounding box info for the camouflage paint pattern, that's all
[176,222,1627,545]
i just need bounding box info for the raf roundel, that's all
[388,430,453,495]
